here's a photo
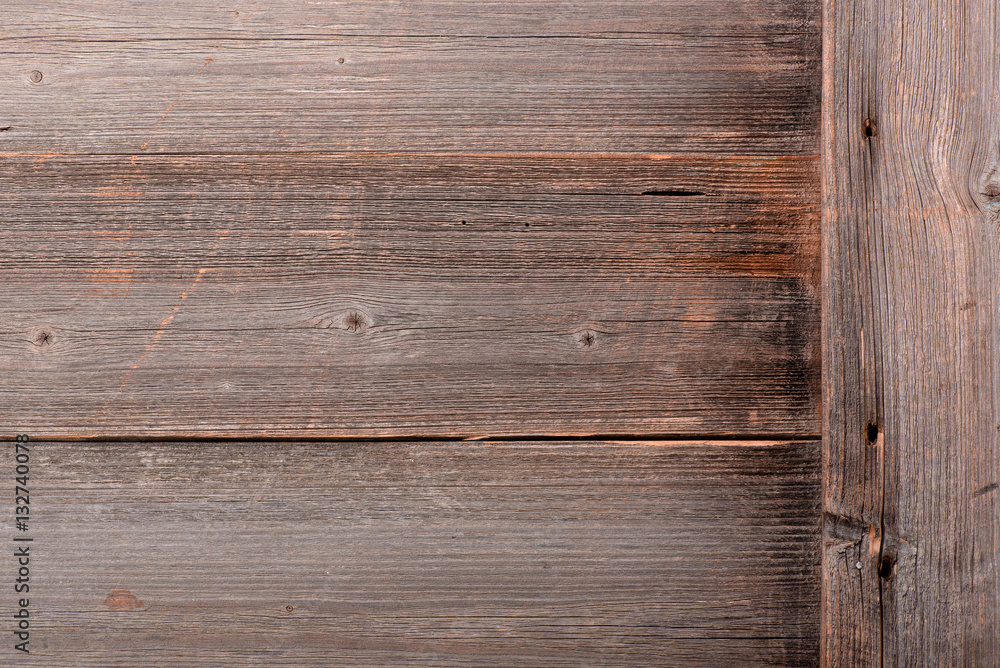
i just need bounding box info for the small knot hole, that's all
[866,421,879,444]
[878,556,894,579]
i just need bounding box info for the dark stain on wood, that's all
[973,482,999,498]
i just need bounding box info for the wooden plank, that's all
[2,0,820,39]
[0,4,820,155]
[823,0,999,664]
[6,439,820,666]
[0,154,819,439]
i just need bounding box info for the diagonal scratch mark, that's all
[240,1,267,21]
[138,103,175,153]
[117,268,211,394]
[131,51,209,161]
[142,465,167,504]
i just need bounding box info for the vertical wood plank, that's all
[824,0,999,664]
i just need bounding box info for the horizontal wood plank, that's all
[0,154,819,439]
[2,0,820,39]
[8,439,820,666]
[0,5,819,155]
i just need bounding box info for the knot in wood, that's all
[346,311,367,332]
[33,329,53,347]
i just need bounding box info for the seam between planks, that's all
[3,433,823,444]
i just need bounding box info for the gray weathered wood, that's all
[10,439,820,666]
[0,0,819,155]
[1,1,825,663]
[1,0,820,39]
[823,0,999,664]
[0,154,819,439]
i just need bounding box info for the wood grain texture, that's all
[0,154,819,439]
[823,0,999,664]
[0,0,820,155]
[7,439,820,667]
[2,1,824,661]
[2,0,820,39]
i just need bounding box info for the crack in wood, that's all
[641,189,705,196]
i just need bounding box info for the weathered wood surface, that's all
[1,0,821,438]
[1,153,819,438]
[0,0,819,155]
[2,0,820,39]
[10,439,820,667]
[2,0,824,664]
[823,0,999,664]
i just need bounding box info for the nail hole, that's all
[28,70,43,84]
[878,556,894,579]
[461,220,466,225]
[525,222,529,227]
[863,119,877,138]
[866,421,879,444]
[337,58,345,64]
[285,605,294,612]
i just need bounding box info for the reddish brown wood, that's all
[1,154,819,439]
